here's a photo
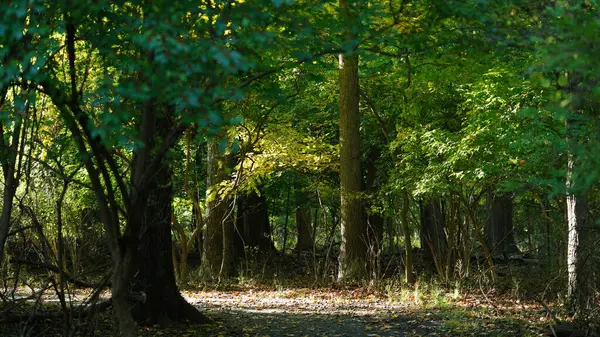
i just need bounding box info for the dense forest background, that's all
[0,0,599,336]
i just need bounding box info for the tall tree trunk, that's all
[566,121,595,316]
[200,138,227,280]
[131,153,208,326]
[0,87,26,266]
[562,71,596,316]
[420,198,447,267]
[337,0,366,281]
[485,191,519,257]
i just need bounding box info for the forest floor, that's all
[177,285,551,337]
[0,283,555,336]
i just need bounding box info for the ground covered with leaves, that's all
[0,283,556,336]
[187,286,549,337]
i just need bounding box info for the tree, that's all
[485,191,519,257]
[337,0,367,281]
[529,0,600,316]
[295,191,314,252]
[236,189,275,253]
[0,86,31,267]
[0,1,335,334]
[420,198,447,266]
[0,3,44,267]
[364,148,384,279]
[131,121,206,325]
[201,136,234,281]
[563,73,596,315]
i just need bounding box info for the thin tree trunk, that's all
[0,87,26,266]
[281,188,291,255]
[401,190,414,284]
[364,148,383,280]
[0,175,19,266]
[219,198,235,281]
[566,123,595,315]
[201,138,227,280]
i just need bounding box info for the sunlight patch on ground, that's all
[184,288,408,317]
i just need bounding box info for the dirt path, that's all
[3,287,547,336]
[183,289,542,336]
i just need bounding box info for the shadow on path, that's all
[201,306,440,337]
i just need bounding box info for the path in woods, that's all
[182,288,542,337]
[4,286,546,336]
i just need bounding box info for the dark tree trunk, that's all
[485,191,519,257]
[400,190,414,284]
[420,198,447,265]
[294,191,313,252]
[0,87,26,266]
[281,187,291,255]
[131,157,208,326]
[0,174,18,266]
[236,189,275,253]
[364,148,384,279]
[190,202,203,258]
[295,206,313,251]
[337,0,366,281]
[233,201,245,260]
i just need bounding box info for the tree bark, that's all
[235,189,275,253]
[337,0,366,281]
[295,191,313,252]
[0,87,26,266]
[562,72,596,316]
[485,191,519,257]
[281,187,291,255]
[0,173,19,266]
[219,197,235,280]
[566,121,595,316]
[420,198,447,266]
[364,148,384,280]
[200,138,228,280]
[131,154,209,326]
[401,190,414,284]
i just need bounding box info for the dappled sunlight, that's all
[186,288,407,316]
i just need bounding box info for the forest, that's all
[0,0,599,336]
